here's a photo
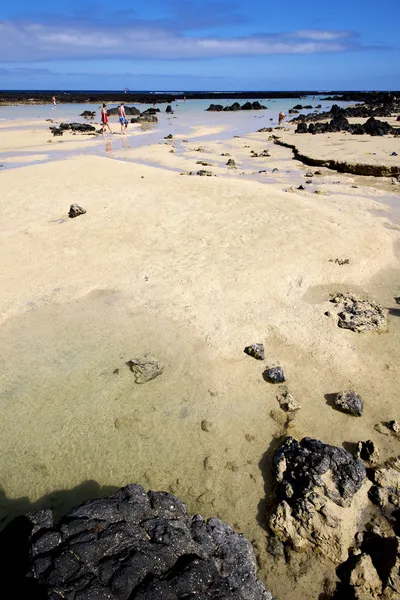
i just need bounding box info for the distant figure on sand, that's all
[278,111,286,127]
[101,104,112,134]
[118,103,128,134]
[52,96,56,109]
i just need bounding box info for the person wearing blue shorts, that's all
[117,103,128,134]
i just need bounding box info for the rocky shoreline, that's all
[0,90,320,107]
[3,430,400,599]
[1,90,399,107]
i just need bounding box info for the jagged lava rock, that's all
[268,437,367,562]
[244,344,265,360]
[264,367,285,383]
[334,390,364,417]
[24,484,273,599]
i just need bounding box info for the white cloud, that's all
[0,19,369,62]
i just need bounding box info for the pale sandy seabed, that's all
[0,111,400,599]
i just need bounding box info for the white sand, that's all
[0,126,400,599]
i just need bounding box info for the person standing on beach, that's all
[117,103,128,134]
[278,111,286,127]
[52,96,56,109]
[101,103,112,134]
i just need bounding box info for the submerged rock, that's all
[126,357,164,383]
[68,204,86,218]
[277,387,301,412]
[244,344,265,361]
[334,390,364,417]
[268,436,366,563]
[22,484,272,599]
[330,293,388,333]
[264,367,285,383]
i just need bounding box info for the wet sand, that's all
[1,116,400,599]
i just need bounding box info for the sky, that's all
[0,0,398,90]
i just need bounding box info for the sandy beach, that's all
[1,106,400,598]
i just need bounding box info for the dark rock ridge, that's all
[107,106,140,116]
[21,484,273,599]
[2,90,399,107]
[295,114,398,137]
[291,100,400,126]
[206,101,267,112]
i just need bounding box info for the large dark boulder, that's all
[363,116,392,136]
[295,122,308,133]
[268,437,367,563]
[330,114,350,132]
[142,108,160,115]
[20,485,273,599]
[206,104,224,111]
[107,106,140,116]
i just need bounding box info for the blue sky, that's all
[0,0,398,90]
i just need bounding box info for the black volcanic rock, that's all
[206,101,267,112]
[107,106,140,116]
[19,485,272,599]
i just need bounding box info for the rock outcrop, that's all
[329,293,388,333]
[295,115,398,136]
[107,106,140,116]
[22,484,273,599]
[268,437,367,563]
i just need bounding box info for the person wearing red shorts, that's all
[101,103,112,134]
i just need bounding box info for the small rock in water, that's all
[390,420,400,433]
[226,159,236,167]
[305,179,313,184]
[68,204,86,218]
[356,440,380,465]
[334,390,363,416]
[201,419,214,432]
[126,357,164,383]
[203,456,215,470]
[277,387,301,411]
[244,343,265,360]
[297,185,305,190]
[197,170,212,177]
[305,172,314,177]
[264,366,285,383]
